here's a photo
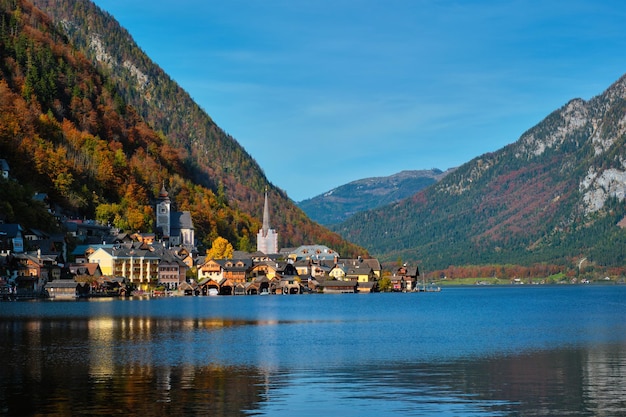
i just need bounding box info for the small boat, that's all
[208,288,219,296]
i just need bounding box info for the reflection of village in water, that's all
[3,315,624,416]
[1,186,429,300]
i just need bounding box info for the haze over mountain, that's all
[333,74,626,271]
[298,169,453,226]
[1,0,365,257]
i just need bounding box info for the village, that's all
[0,160,422,299]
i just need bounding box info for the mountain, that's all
[0,0,365,257]
[17,0,366,256]
[333,74,626,271]
[298,169,452,225]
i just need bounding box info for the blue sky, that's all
[91,0,626,202]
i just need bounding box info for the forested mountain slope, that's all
[22,0,364,256]
[299,169,452,225]
[0,0,364,256]
[334,74,626,270]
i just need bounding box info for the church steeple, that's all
[256,187,278,254]
[262,187,271,235]
[156,183,171,238]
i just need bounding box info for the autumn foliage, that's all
[0,0,366,257]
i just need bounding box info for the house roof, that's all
[346,265,373,276]
[290,245,338,261]
[46,280,79,289]
[217,258,253,271]
[93,245,160,259]
[319,280,356,288]
[0,223,23,238]
[68,263,101,276]
[171,211,194,230]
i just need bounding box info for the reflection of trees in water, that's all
[1,316,625,416]
[1,359,271,416]
[330,347,626,415]
[0,318,277,416]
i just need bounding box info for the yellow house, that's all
[249,261,279,279]
[89,248,115,276]
[197,259,224,282]
[88,246,160,291]
[328,265,347,280]
[346,265,375,283]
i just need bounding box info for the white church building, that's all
[256,189,278,254]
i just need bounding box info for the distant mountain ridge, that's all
[298,169,453,225]
[334,73,626,270]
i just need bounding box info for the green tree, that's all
[378,277,392,292]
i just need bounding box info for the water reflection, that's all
[2,287,626,416]
[1,315,625,416]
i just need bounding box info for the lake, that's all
[1,286,625,416]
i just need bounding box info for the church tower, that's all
[156,184,171,238]
[256,189,278,254]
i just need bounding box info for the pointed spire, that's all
[262,187,270,234]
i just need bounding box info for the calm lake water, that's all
[1,286,625,416]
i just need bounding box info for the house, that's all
[361,258,382,279]
[88,244,160,291]
[197,258,224,282]
[329,264,347,280]
[0,224,25,254]
[249,260,280,279]
[220,259,252,286]
[23,228,49,242]
[46,280,80,299]
[158,252,187,290]
[68,262,103,279]
[176,247,195,269]
[0,158,9,178]
[14,250,61,281]
[178,281,197,296]
[310,260,333,279]
[345,264,374,283]
[133,233,156,245]
[357,281,378,293]
[245,276,271,295]
[288,245,339,262]
[275,275,302,294]
[64,220,111,244]
[198,277,221,295]
[71,244,115,264]
[11,250,59,297]
[319,280,357,294]
[392,264,420,291]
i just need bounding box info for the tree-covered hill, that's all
[0,0,365,257]
[334,75,626,271]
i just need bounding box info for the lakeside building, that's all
[88,244,161,292]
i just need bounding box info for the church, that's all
[155,184,195,248]
[256,189,278,254]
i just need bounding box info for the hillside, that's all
[334,74,626,271]
[0,0,364,256]
[14,0,365,256]
[298,169,452,225]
